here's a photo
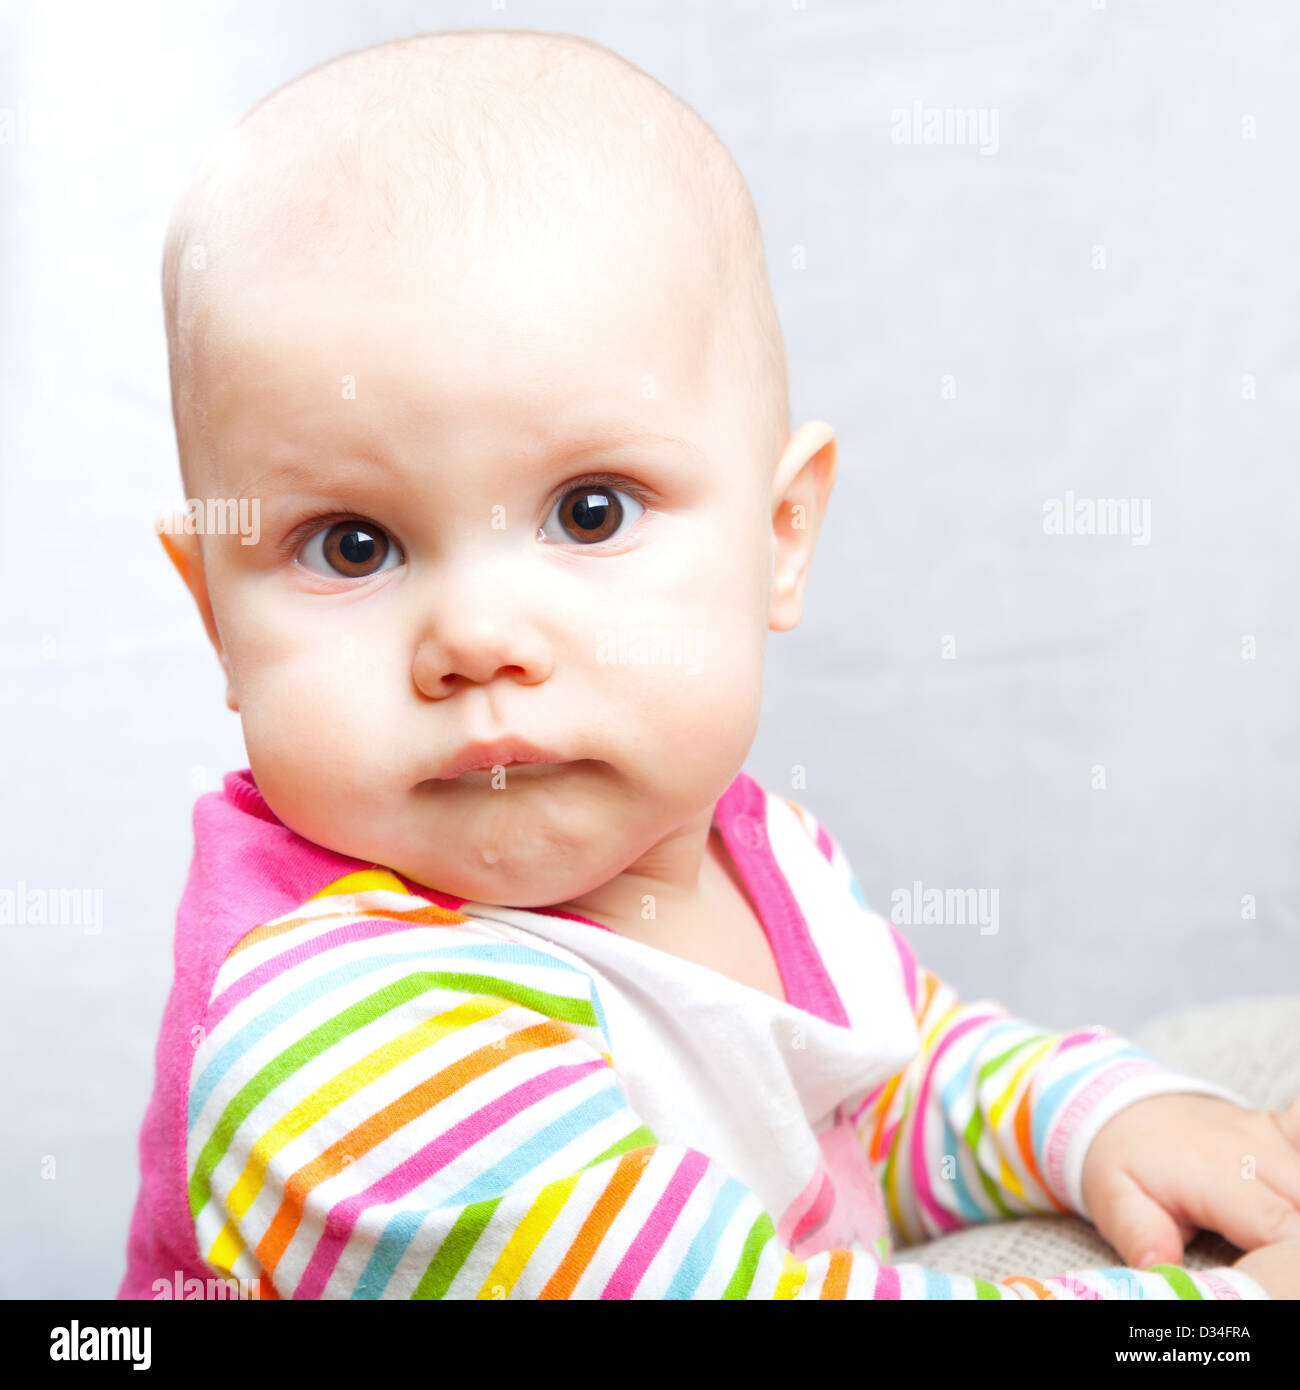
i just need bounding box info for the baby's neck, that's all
[554,807,716,939]
[552,818,786,1003]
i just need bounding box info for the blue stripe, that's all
[938,1020,1025,1221]
[922,1267,953,1299]
[1031,1044,1148,1158]
[188,940,591,1129]
[443,1083,629,1207]
[663,1179,748,1299]
[350,1087,629,1299]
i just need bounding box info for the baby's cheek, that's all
[228,641,396,832]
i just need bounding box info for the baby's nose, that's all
[411,613,552,696]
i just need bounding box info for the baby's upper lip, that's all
[434,737,569,780]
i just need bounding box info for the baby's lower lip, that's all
[456,760,564,778]
[420,760,571,786]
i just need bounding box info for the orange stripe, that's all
[255,1020,574,1276]
[1012,1080,1070,1214]
[539,1149,649,1299]
[866,1074,902,1161]
[229,902,466,957]
[916,971,938,1024]
[1000,1274,1056,1299]
[820,1248,852,1299]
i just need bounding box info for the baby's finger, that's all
[1091,1171,1188,1269]
[1183,1173,1300,1254]
[1219,1111,1300,1215]
[1270,1096,1300,1151]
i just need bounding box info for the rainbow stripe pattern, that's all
[182,838,1265,1300]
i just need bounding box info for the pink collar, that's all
[221,766,849,1025]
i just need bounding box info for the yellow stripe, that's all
[921,1002,962,1052]
[997,1155,1027,1201]
[223,996,511,1222]
[310,869,411,900]
[476,1174,581,1298]
[207,1221,243,1279]
[205,996,513,1270]
[988,1038,1053,1128]
[774,1250,807,1299]
[882,1086,910,1240]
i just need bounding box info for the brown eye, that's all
[541,486,644,545]
[299,520,400,578]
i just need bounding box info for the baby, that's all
[119,28,1300,1301]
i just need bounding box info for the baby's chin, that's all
[380,769,629,905]
[388,844,611,911]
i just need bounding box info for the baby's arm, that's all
[799,814,1253,1255]
[185,899,1264,1299]
[856,930,1246,1232]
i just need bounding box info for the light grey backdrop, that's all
[1,0,1296,1298]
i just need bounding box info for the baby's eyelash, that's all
[279,476,653,557]
[279,511,380,560]
[546,472,654,512]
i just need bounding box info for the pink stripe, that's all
[207,917,422,1028]
[789,1170,836,1246]
[908,1010,1003,1233]
[850,1086,883,1126]
[884,922,919,1013]
[778,1164,830,1247]
[714,772,850,1026]
[815,824,834,864]
[293,1058,607,1298]
[391,873,467,914]
[1041,1057,1166,1200]
[875,1119,901,1157]
[873,1264,901,1298]
[601,1149,709,1299]
[1201,1270,1241,1300]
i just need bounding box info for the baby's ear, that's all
[769,421,837,633]
[156,521,238,711]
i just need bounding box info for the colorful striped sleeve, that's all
[185,869,1266,1299]
[846,901,1251,1246]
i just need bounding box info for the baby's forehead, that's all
[166,31,786,481]
[187,32,730,266]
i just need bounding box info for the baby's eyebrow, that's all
[238,426,704,497]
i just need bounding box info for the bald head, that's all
[163,28,789,488]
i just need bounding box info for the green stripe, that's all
[879,1083,911,1188]
[977,1034,1049,1086]
[1150,1263,1203,1300]
[588,1125,657,1168]
[963,1109,1016,1221]
[964,1033,1052,1220]
[973,1277,1003,1300]
[410,1127,658,1299]
[722,1213,774,1299]
[412,1198,501,1299]
[188,970,600,1215]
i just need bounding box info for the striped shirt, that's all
[118,767,1266,1299]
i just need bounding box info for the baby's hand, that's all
[1079,1093,1300,1269]
[1233,1239,1300,1299]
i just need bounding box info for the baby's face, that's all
[181,211,779,906]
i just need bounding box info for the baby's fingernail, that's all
[1136,1250,1160,1270]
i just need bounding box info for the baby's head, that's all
[160,28,836,908]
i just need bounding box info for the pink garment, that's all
[117,766,845,1298]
